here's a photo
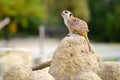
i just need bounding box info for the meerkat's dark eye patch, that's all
[70,13,73,16]
[65,11,68,13]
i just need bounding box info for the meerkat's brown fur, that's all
[61,10,91,52]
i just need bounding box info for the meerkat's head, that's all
[61,10,73,20]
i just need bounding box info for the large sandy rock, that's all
[71,71,102,80]
[98,62,120,80]
[3,64,54,80]
[0,49,33,78]
[49,34,100,80]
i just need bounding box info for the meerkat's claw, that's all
[67,33,72,37]
[67,34,70,37]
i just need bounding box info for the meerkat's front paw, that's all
[67,33,73,37]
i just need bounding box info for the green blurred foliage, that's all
[45,0,90,27]
[0,0,120,42]
[103,57,119,61]
[88,0,120,42]
[0,0,47,19]
[0,0,47,36]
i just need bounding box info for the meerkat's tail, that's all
[84,34,91,52]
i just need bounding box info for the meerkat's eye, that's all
[65,11,68,13]
[70,13,73,16]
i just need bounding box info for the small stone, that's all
[3,64,32,80]
[0,50,33,78]
[30,70,55,80]
[3,64,55,80]
[72,71,102,80]
[98,62,120,80]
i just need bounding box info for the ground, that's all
[0,37,120,61]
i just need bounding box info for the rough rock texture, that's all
[71,71,102,80]
[0,50,33,78]
[3,64,54,80]
[3,64,32,80]
[98,62,120,80]
[30,70,55,80]
[49,34,100,80]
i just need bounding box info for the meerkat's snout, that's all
[61,10,66,17]
[61,10,69,16]
[61,12,64,17]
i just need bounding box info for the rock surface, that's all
[3,64,54,80]
[49,34,100,80]
[98,62,120,80]
[2,34,120,80]
[30,70,55,80]
[72,71,102,80]
[3,64,32,80]
[0,50,33,79]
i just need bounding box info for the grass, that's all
[103,57,119,61]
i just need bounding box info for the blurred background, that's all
[0,0,120,64]
[0,0,120,79]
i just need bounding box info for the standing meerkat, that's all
[61,10,91,52]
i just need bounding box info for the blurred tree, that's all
[105,0,120,42]
[45,0,90,27]
[1,0,119,42]
[88,0,120,42]
[0,0,47,36]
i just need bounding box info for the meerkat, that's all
[61,10,91,52]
